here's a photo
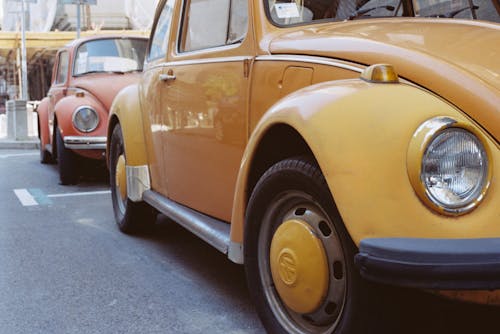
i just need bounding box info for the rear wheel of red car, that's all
[109,124,156,234]
[56,126,79,185]
[245,157,373,334]
[39,143,53,164]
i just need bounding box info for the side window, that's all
[148,0,175,61]
[55,51,69,84]
[228,0,248,44]
[181,0,248,52]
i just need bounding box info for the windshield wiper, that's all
[348,5,395,20]
[76,70,132,76]
[75,70,104,76]
[121,69,142,73]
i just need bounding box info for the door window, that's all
[181,0,248,52]
[148,0,175,61]
[55,51,69,84]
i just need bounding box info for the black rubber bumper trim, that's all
[355,238,500,290]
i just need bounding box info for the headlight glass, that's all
[73,106,99,133]
[421,128,488,212]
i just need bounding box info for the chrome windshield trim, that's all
[63,136,107,150]
[255,55,363,73]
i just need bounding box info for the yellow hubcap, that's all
[116,155,127,201]
[270,219,329,314]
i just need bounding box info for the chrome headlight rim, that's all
[72,105,99,133]
[407,116,492,216]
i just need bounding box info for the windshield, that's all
[266,0,500,25]
[73,38,148,76]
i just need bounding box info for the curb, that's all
[0,138,40,149]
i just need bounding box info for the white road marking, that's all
[13,189,110,206]
[0,153,39,159]
[14,189,39,206]
[47,190,111,198]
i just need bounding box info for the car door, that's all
[48,50,69,146]
[161,0,253,222]
[139,0,176,193]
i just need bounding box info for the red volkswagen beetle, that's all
[37,35,148,184]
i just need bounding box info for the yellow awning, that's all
[0,30,150,62]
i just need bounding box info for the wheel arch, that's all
[227,122,319,264]
[229,78,495,260]
[245,124,319,210]
[106,83,149,168]
[36,97,50,144]
[230,80,377,250]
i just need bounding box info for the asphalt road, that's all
[0,148,498,334]
[0,149,262,334]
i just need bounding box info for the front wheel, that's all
[56,127,78,185]
[109,124,156,234]
[244,157,372,334]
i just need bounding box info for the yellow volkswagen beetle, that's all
[107,0,500,332]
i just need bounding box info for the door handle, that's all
[160,73,176,82]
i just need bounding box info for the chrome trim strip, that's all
[151,55,360,73]
[143,190,231,255]
[168,56,250,67]
[255,55,363,73]
[228,241,244,264]
[63,136,106,150]
[145,56,251,70]
[126,165,151,202]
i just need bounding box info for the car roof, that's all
[64,34,148,49]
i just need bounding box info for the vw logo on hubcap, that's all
[278,248,298,286]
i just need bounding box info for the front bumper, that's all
[64,136,107,150]
[355,238,500,290]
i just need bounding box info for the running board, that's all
[143,190,231,254]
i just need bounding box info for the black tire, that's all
[39,142,54,164]
[56,127,79,185]
[244,157,374,334]
[109,124,156,234]
[38,118,54,164]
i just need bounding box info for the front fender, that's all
[231,79,499,247]
[54,93,108,138]
[106,84,148,167]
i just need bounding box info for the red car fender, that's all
[53,94,108,138]
[36,97,51,149]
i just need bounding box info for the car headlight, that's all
[408,117,491,215]
[73,106,99,133]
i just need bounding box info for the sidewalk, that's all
[0,113,39,149]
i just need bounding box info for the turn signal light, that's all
[361,64,399,83]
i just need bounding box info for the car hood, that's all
[269,18,500,142]
[73,72,142,111]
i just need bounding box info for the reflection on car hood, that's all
[73,72,142,111]
[269,18,500,141]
